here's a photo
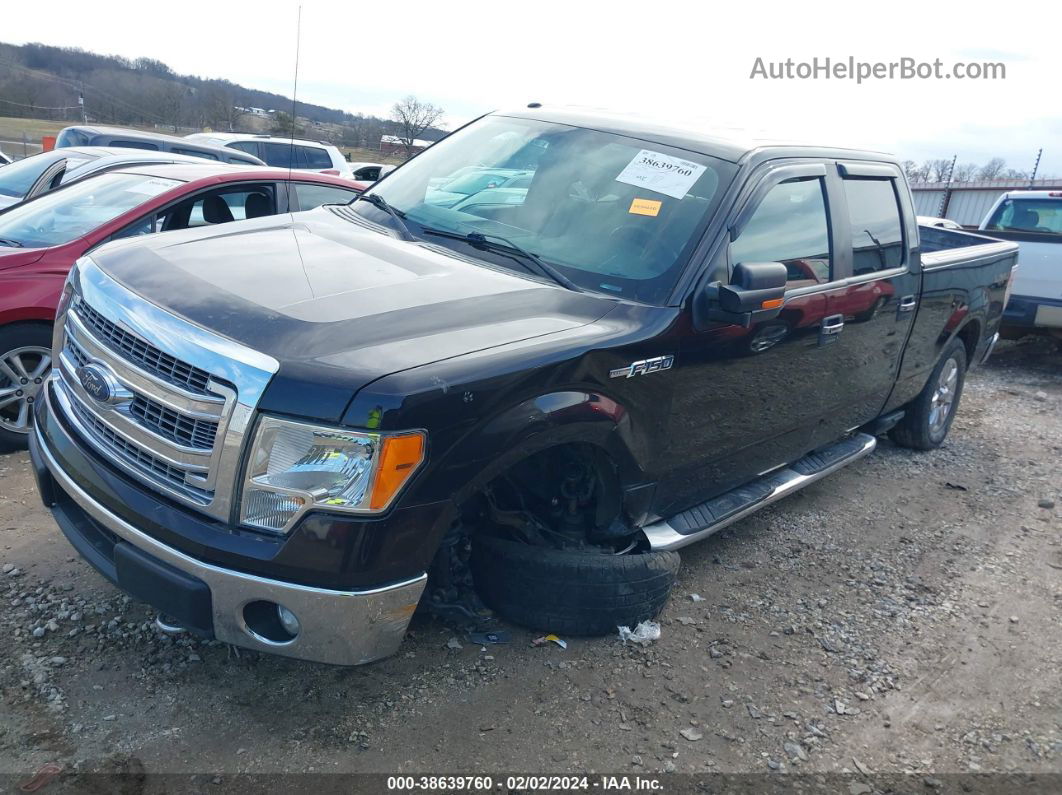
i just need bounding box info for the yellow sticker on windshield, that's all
[629,198,662,217]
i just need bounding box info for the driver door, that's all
[658,161,852,516]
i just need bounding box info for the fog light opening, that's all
[242,600,299,644]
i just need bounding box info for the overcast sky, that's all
[6,0,1060,175]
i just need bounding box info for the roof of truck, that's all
[496,105,896,165]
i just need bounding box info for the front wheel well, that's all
[460,441,630,547]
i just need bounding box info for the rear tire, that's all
[889,339,967,451]
[470,534,680,636]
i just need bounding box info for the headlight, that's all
[240,416,426,534]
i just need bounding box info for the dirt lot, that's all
[0,339,1059,790]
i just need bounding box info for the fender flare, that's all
[429,389,651,510]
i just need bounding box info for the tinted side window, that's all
[730,178,832,287]
[353,166,381,181]
[298,146,333,169]
[293,183,358,210]
[110,140,159,151]
[173,148,218,161]
[229,141,261,159]
[261,142,294,168]
[56,128,92,148]
[843,178,904,274]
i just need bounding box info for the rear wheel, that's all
[0,325,53,451]
[889,339,967,450]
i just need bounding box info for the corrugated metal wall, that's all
[913,191,947,216]
[910,178,1062,227]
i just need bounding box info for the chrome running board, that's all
[642,433,877,551]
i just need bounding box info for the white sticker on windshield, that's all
[615,150,706,200]
[125,177,182,196]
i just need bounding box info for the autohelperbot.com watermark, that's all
[750,56,1006,83]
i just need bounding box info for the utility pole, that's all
[1029,148,1042,187]
[79,83,86,124]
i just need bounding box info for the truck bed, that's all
[918,225,1016,263]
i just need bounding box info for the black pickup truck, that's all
[29,107,1018,665]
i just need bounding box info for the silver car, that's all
[0,147,245,211]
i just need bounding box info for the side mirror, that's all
[696,262,788,328]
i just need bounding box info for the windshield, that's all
[985,198,1062,236]
[0,172,183,249]
[0,151,87,199]
[356,116,736,303]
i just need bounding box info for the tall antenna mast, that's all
[288,3,303,177]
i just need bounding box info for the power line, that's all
[0,98,80,111]
[0,55,172,124]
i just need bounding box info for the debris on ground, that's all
[469,630,511,645]
[618,620,660,646]
[531,634,567,649]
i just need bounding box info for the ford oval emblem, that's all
[74,364,130,406]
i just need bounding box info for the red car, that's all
[0,163,366,448]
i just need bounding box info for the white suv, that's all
[185,133,352,177]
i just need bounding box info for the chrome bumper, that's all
[35,423,425,666]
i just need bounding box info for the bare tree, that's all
[952,162,979,182]
[390,95,444,157]
[201,87,244,132]
[899,160,921,182]
[977,158,1006,180]
[927,158,953,183]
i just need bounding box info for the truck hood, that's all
[90,208,617,422]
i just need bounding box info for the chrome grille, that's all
[129,399,218,450]
[67,395,212,503]
[67,336,219,451]
[52,258,279,522]
[75,299,213,394]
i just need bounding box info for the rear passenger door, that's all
[813,162,920,441]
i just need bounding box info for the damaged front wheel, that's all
[470,534,679,636]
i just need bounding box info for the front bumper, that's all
[30,420,426,667]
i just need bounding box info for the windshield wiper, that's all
[422,227,580,292]
[353,192,416,242]
[0,237,23,248]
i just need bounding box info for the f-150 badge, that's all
[609,355,674,378]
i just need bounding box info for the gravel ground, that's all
[0,338,1059,790]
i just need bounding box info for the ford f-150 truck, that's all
[29,107,1018,665]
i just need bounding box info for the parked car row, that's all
[0,159,367,445]
[0,147,237,210]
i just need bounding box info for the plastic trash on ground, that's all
[531,634,567,649]
[618,620,661,646]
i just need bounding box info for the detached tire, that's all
[889,338,967,451]
[471,534,680,636]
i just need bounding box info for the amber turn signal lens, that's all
[761,298,784,310]
[369,433,426,511]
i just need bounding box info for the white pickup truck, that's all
[980,190,1062,345]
